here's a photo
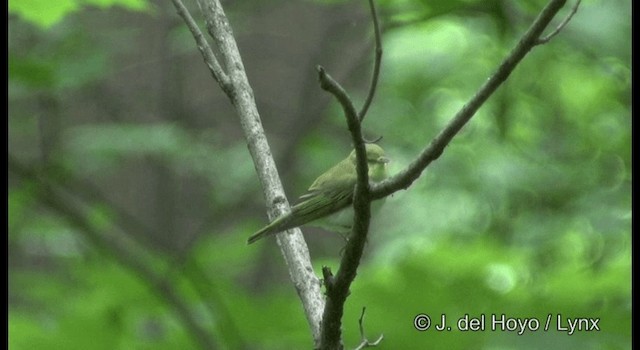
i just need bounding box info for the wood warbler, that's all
[247,143,389,244]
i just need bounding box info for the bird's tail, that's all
[246,225,276,244]
[247,213,302,244]
[247,215,292,244]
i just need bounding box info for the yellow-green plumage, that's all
[247,144,389,244]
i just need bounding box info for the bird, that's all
[247,143,389,244]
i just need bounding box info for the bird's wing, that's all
[296,181,353,212]
[262,155,355,231]
[288,184,354,228]
[299,158,356,200]
[291,155,356,220]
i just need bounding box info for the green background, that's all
[8,0,631,349]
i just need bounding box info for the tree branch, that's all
[171,0,230,90]
[536,0,581,44]
[316,65,370,349]
[171,0,326,346]
[370,0,574,201]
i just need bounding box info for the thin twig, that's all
[354,307,384,350]
[358,307,367,342]
[170,0,230,90]
[370,0,572,201]
[536,0,581,44]
[358,0,383,122]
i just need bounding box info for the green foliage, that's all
[62,122,259,206]
[9,0,149,29]
[8,0,630,349]
[9,260,197,349]
[9,0,79,29]
[337,238,630,349]
[9,24,111,96]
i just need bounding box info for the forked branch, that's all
[317,0,578,348]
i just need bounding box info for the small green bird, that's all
[247,143,389,244]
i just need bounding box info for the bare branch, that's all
[370,0,571,201]
[358,0,383,122]
[316,64,371,349]
[173,0,325,346]
[536,0,581,44]
[170,0,230,89]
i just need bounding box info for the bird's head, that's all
[348,143,389,182]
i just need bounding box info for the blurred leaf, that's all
[9,0,150,29]
[8,54,56,88]
[9,0,79,29]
